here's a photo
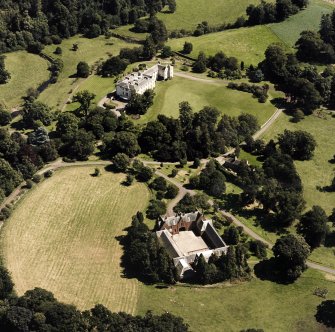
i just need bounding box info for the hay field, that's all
[1,167,150,313]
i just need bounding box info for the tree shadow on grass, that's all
[222,193,289,236]
[254,258,294,285]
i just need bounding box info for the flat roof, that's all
[172,231,209,256]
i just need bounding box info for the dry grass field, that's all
[1,167,150,313]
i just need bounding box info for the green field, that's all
[1,167,150,313]
[38,35,136,110]
[0,51,49,109]
[269,0,334,46]
[167,0,334,66]
[136,75,277,124]
[137,269,335,332]
[261,112,335,215]
[167,26,286,66]
[157,0,270,31]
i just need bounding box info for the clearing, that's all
[0,51,49,109]
[136,75,277,125]
[157,0,271,31]
[1,166,150,313]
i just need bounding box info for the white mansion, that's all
[116,63,174,101]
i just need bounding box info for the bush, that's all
[54,47,62,55]
[32,174,42,183]
[44,170,54,178]
[25,179,34,189]
[0,207,12,219]
[123,173,134,186]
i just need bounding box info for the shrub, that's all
[25,179,34,189]
[44,170,54,178]
[32,174,42,183]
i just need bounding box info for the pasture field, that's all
[268,0,334,46]
[167,26,286,66]
[137,268,335,332]
[136,75,277,125]
[261,112,335,215]
[1,167,150,313]
[38,35,136,110]
[0,51,49,109]
[157,0,271,31]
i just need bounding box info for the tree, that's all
[0,56,11,84]
[99,56,129,77]
[150,176,167,192]
[193,52,207,73]
[297,206,329,249]
[167,0,177,13]
[249,240,268,259]
[315,300,335,328]
[146,199,167,219]
[76,61,90,78]
[28,127,49,145]
[65,130,95,160]
[142,36,157,60]
[272,234,310,281]
[161,46,173,58]
[136,165,154,182]
[223,225,240,245]
[0,265,14,299]
[56,112,79,140]
[73,90,96,119]
[182,42,193,54]
[0,158,23,195]
[126,90,155,115]
[54,46,62,55]
[108,131,141,157]
[278,130,317,160]
[22,100,53,128]
[165,184,179,199]
[0,107,11,125]
[112,153,130,172]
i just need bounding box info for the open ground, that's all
[1,167,150,313]
[0,51,49,109]
[135,75,278,125]
[157,0,272,31]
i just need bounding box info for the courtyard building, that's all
[156,212,228,279]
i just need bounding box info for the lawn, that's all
[137,268,335,331]
[157,0,271,31]
[1,166,150,313]
[135,76,277,125]
[38,35,136,110]
[112,25,148,41]
[167,25,286,66]
[268,0,334,47]
[0,51,49,109]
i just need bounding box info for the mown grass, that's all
[135,76,277,125]
[137,268,335,332]
[39,35,136,110]
[157,0,271,31]
[0,51,49,109]
[1,167,150,313]
[268,0,334,46]
[167,26,286,66]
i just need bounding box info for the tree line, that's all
[0,265,188,332]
